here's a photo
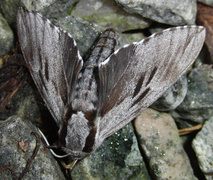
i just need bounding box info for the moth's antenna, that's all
[38,129,71,158]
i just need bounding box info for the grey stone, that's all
[54,15,144,59]
[173,65,213,128]
[71,123,151,180]
[134,108,197,180]
[0,13,14,58]
[41,0,79,19]
[115,0,197,25]
[0,0,55,27]
[72,0,151,32]
[0,83,50,126]
[192,116,213,180]
[0,0,78,28]
[0,115,65,180]
[152,74,188,111]
[0,0,24,27]
[54,15,102,57]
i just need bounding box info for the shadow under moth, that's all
[17,7,205,163]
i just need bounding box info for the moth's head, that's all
[58,112,102,160]
[60,137,104,160]
[60,147,92,160]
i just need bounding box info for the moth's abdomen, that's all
[86,29,116,65]
[72,29,117,117]
[72,68,98,114]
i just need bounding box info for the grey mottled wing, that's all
[97,26,205,139]
[17,8,83,125]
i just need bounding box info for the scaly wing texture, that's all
[17,8,83,125]
[97,26,205,140]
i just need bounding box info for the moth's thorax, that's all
[63,112,103,159]
[72,29,116,114]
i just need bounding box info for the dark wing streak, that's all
[96,26,205,140]
[131,87,150,107]
[133,72,145,98]
[145,66,157,86]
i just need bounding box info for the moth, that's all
[17,7,205,161]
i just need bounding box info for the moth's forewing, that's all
[17,8,83,127]
[97,26,205,140]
